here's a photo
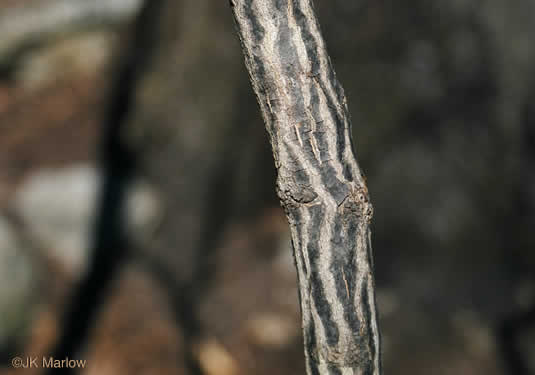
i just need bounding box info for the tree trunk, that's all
[230,1,382,374]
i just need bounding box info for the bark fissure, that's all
[231,1,382,374]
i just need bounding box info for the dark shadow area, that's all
[498,303,535,375]
[46,1,165,372]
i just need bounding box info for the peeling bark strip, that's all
[230,1,382,374]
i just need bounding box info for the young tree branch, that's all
[230,1,382,374]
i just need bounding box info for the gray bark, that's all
[230,1,382,374]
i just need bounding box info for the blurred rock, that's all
[13,164,162,275]
[0,0,142,65]
[15,31,116,90]
[14,164,99,275]
[0,215,37,349]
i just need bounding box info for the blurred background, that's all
[0,0,534,374]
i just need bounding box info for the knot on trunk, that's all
[277,183,318,208]
[338,185,373,223]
